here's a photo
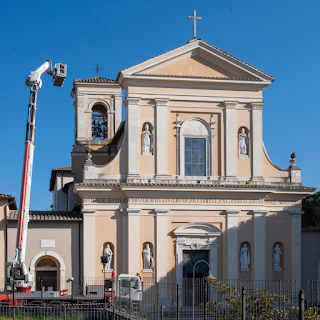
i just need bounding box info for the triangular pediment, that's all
[136,49,258,80]
[119,39,274,83]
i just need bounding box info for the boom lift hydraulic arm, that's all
[6,60,67,291]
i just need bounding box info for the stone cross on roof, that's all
[188,10,202,39]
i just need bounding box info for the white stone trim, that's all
[223,210,240,278]
[224,101,238,180]
[252,210,268,280]
[29,251,66,291]
[173,222,221,283]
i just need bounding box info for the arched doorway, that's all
[35,256,59,291]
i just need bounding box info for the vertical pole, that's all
[204,283,207,320]
[64,306,66,320]
[12,277,15,307]
[176,284,179,320]
[13,307,16,320]
[192,268,195,320]
[299,289,305,320]
[41,279,43,306]
[157,283,160,320]
[161,306,164,320]
[242,287,246,320]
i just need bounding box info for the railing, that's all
[1,277,320,319]
[0,305,133,320]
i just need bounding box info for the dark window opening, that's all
[92,104,107,140]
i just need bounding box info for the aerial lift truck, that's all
[5,60,67,292]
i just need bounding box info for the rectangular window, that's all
[185,138,206,176]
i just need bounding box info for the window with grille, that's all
[185,138,206,176]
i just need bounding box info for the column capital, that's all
[224,210,240,216]
[154,98,169,106]
[124,97,140,106]
[224,101,238,109]
[250,210,268,216]
[124,208,141,216]
[250,102,265,110]
[154,209,169,216]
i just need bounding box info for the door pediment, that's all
[173,222,222,237]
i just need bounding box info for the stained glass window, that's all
[185,138,206,176]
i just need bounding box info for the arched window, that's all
[180,118,212,177]
[92,104,108,140]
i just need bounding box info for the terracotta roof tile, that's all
[7,211,82,221]
[52,166,71,172]
[74,77,116,83]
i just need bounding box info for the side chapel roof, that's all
[7,211,82,221]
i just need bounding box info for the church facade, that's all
[70,39,313,288]
[0,39,315,291]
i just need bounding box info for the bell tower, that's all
[70,76,123,181]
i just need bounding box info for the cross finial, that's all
[188,10,202,39]
[93,64,102,77]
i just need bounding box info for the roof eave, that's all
[121,74,272,86]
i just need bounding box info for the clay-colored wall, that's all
[146,56,254,79]
[238,212,253,280]
[7,221,80,279]
[94,210,121,278]
[301,231,320,288]
[266,212,291,280]
[236,106,251,177]
[125,80,264,100]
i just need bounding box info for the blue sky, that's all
[1,1,319,210]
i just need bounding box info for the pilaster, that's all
[76,94,85,142]
[114,95,122,132]
[224,210,240,279]
[155,99,169,178]
[154,209,169,281]
[209,114,216,178]
[125,97,140,178]
[124,208,141,275]
[291,211,303,289]
[251,102,265,181]
[252,210,267,280]
[224,101,238,181]
[82,210,95,278]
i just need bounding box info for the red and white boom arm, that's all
[8,60,67,288]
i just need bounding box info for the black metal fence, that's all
[1,278,320,319]
[0,305,132,320]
